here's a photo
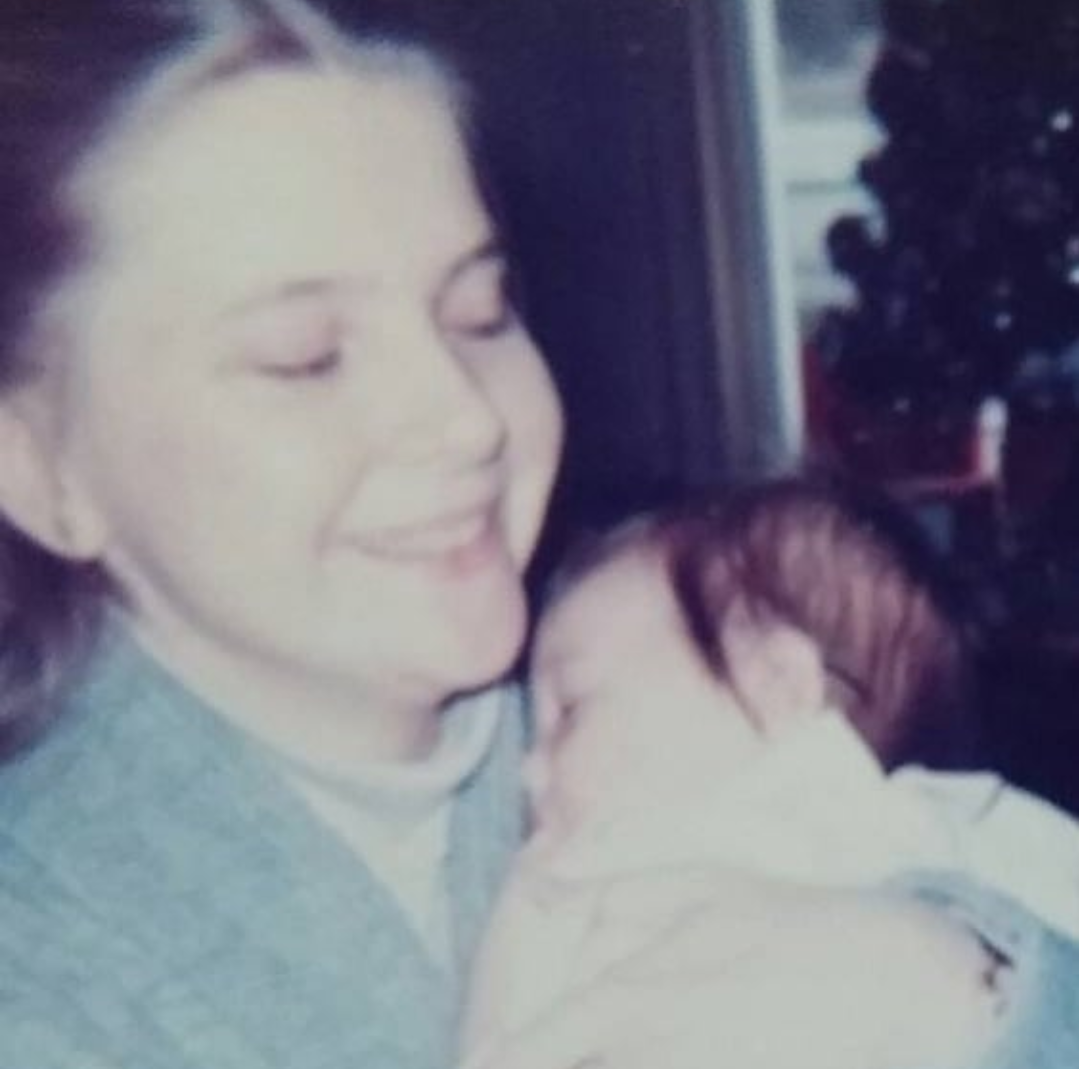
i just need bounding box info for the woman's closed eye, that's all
[456,300,515,340]
[439,252,519,340]
[221,283,347,383]
[255,347,343,381]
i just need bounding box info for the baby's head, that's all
[525,516,766,841]
[525,476,975,839]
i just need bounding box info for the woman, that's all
[0,2,1072,1067]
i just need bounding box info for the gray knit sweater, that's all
[0,630,525,1068]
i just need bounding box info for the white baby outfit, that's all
[464,712,1079,1054]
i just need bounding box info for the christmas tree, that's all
[817,0,1079,417]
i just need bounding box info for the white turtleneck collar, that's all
[267,687,505,967]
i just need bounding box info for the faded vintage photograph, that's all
[0,1,1076,1066]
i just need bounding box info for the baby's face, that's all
[526,548,764,842]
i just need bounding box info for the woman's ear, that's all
[721,605,827,738]
[0,398,105,561]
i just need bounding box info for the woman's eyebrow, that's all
[217,277,342,321]
[221,240,505,320]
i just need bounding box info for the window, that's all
[773,0,882,324]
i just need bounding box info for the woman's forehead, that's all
[73,67,487,310]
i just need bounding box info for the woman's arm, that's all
[470,873,1075,1069]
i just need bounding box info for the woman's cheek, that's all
[500,354,564,566]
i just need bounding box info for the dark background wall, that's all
[462,0,727,537]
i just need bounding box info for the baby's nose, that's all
[521,750,549,820]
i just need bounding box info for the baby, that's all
[463,476,1079,1057]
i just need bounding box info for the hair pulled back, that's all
[548,475,979,770]
[0,0,460,753]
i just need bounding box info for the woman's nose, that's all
[385,319,507,466]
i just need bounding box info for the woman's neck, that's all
[126,615,446,770]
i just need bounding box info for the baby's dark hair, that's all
[546,475,978,770]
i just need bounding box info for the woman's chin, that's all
[461,601,528,688]
[427,579,528,695]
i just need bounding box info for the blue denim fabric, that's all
[899,871,1079,1069]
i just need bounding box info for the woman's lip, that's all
[351,506,498,561]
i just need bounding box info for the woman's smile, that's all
[346,502,502,564]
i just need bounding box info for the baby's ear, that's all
[721,606,827,738]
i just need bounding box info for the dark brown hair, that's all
[0,0,464,754]
[547,475,978,769]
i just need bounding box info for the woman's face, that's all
[32,66,563,724]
